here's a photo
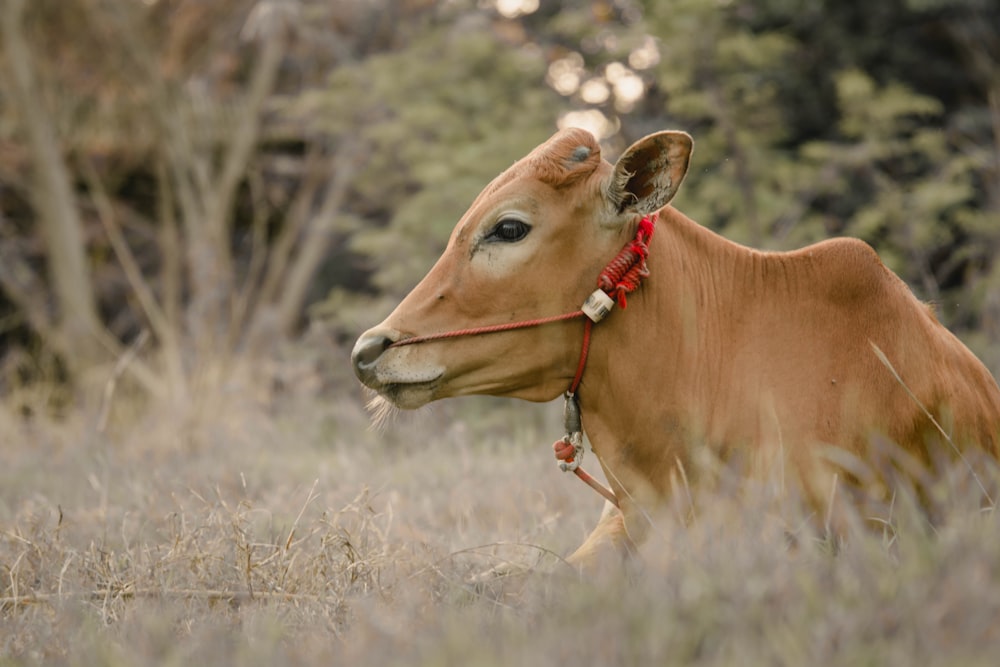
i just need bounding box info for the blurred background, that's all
[1,0,998,412]
[2,4,1000,661]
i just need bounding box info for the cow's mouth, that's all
[372,373,443,410]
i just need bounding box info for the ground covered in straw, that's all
[2,363,1000,666]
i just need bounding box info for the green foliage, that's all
[799,67,991,330]
[297,19,564,301]
[595,0,1000,368]
[637,0,811,249]
[305,0,999,371]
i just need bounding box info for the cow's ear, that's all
[607,131,692,215]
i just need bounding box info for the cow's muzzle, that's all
[351,329,397,388]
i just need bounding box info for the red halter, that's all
[389,213,658,507]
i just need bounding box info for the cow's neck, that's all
[577,206,750,510]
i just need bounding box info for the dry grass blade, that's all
[0,588,341,608]
[870,341,994,506]
[824,472,839,538]
[285,479,321,551]
[97,328,150,434]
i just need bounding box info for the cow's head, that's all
[351,128,692,411]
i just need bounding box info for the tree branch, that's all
[1,0,105,372]
[80,158,186,397]
[271,140,360,336]
[253,148,326,313]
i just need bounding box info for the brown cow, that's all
[352,128,1000,570]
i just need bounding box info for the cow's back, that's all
[660,213,1000,463]
[755,235,1000,459]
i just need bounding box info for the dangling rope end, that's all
[637,212,657,240]
[574,468,620,508]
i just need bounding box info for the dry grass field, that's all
[3,345,1000,666]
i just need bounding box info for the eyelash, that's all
[486,218,531,243]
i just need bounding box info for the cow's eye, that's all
[487,218,531,243]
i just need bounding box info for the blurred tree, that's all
[300,5,566,332]
[0,0,298,403]
[499,0,1000,371]
[0,0,998,409]
[0,0,566,406]
[638,0,804,249]
[0,0,106,378]
[609,0,999,368]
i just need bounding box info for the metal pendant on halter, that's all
[559,392,585,472]
[582,289,615,323]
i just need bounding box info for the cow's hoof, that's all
[462,559,583,607]
[467,560,529,585]
[464,561,534,602]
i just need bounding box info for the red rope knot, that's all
[554,425,584,472]
[553,438,576,463]
[597,212,658,308]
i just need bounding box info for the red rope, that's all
[553,437,619,507]
[568,319,592,395]
[597,212,656,308]
[573,468,620,506]
[389,212,657,351]
[389,310,585,348]
[386,213,659,509]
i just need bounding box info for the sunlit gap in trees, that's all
[494,0,540,19]
[491,0,657,137]
[549,37,660,139]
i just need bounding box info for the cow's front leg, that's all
[565,500,635,573]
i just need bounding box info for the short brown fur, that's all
[352,128,1000,570]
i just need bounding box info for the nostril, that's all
[351,332,395,383]
[353,335,392,369]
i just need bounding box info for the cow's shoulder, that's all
[788,236,909,308]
